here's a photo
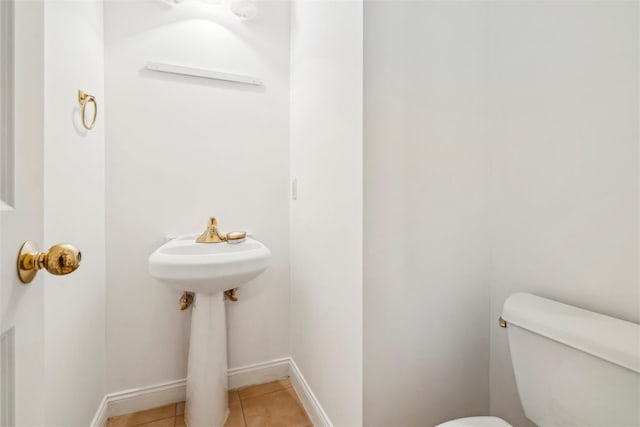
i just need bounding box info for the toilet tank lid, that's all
[502,293,640,374]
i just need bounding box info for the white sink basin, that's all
[148,234,270,294]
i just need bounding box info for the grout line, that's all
[173,404,177,427]
[237,379,293,402]
[237,384,311,427]
[174,401,184,427]
[133,415,176,427]
[238,387,290,402]
[237,391,247,427]
[232,377,291,393]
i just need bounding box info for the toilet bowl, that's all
[437,293,640,427]
[436,416,512,427]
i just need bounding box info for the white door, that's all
[0,1,106,425]
[0,0,46,425]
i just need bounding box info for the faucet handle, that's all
[226,231,247,242]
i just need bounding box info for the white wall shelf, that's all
[146,61,263,86]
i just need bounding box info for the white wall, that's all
[363,2,639,425]
[289,2,363,426]
[363,2,491,426]
[104,1,291,393]
[43,1,107,425]
[487,2,640,425]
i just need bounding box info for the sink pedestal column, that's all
[184,292,228,427]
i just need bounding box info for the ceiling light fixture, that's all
[173,0,258,21]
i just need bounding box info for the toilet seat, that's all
[435,416,513,427]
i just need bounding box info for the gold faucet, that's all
[195,217,247,243]
[196,217,227,243]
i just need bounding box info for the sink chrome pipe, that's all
[224,288,238,302]
[180,292,194,310]
[179,289,238,311]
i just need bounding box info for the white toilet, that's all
[438,293,640,427]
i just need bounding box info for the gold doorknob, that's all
[17,241,82,284]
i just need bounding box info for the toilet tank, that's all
[502,293,640,427]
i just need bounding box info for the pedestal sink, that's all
[149,234,270,427]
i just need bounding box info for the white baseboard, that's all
[90,379,187,427]
[107,378,187,418]
[91,357,332,427]
[227,357,290,389]
[288,358,333,427]
[89,396,107,427]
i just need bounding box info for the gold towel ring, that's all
[78,90,97,130]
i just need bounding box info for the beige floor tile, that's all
[176,402,185,416]
[242,388,312,427]
[238,378,291,400]
[223,402,246,427]
[229,390,240,404]
[137,417,175,427]
[106,404,176,427]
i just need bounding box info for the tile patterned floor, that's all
[106,378,312,427]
